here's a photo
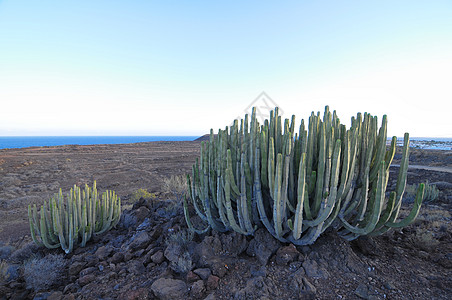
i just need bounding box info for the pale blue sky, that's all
[0,1,451,137]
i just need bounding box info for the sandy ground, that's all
[0,142,451,299]
[0,141,201,242]
[1,142,451,244]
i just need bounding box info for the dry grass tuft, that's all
[24,254,67,291]
[163,175,187,202]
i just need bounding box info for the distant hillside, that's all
[194,134,218,141]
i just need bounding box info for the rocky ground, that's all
[0,142,451,299]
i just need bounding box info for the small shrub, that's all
[411,228,440,252]
[0,260,8,283]
[0,244,14,260]
[130,188,156,203]
[422,180,440,203]
[171,251,193,274]
[24,254,67,291]
[404,181,439,204]
[403,184,418,203]
[163,175,187,202]
[166,229,194,251]
[8,242,41,264]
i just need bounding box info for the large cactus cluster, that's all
[28,181,121,253]
[184,106,424,245]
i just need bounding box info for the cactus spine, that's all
[184,106,423,244]
[28,181,121,253]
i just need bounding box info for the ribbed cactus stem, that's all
[28,181,121,253]
[184,106,421,245]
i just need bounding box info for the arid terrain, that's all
[0,141,201,242]
[0,142,451,299]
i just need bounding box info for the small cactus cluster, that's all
[28,181,121,253]
[184,106,424,244]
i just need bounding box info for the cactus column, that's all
[28,181,121,253]
[184,106,423,245]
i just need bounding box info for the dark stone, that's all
[32,292,51,300]
[289,261,303,272]
[190,280,205,298]
[134,249,145,258]
[128,260,145,275]
[246,228,280,265]
[355,283,369,299]
[151,278,187,300]
[63,283,80,294]
[289,267,307,290]
[149,226,163,240]
[129,232,151,250]
[234,276,270,299]
[10,290,30,300]
[275,244,300,265]
[79,266,97,277]
[217,232,248,257]
[206,275,220,291]
[186,271,200,283]
[78,274,96,286]
[250,265,267,277]
[151,250,165,264]
[47,291,63,300]
[84,255,99,268]
[204,257,227,278]
[195,236,222,261]
[121,206,150,230]
[136,218,152,231]
[134,206,151,225]
[124,251,134,261]
[110,252,124,264]
[120,287,150,300]
[384,281,396,290]
[193,268,212,280]
[164,243,184,264]
[95,245,113,259]
[302,278,317,294]
[302,260,329,279]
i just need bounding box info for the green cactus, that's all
[421,180,440,203]
[184,106,423,245]
[28,181,121,253]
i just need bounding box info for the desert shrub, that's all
[8,242,41,264]
[157,199,183,218]
[171,251,193,274]
[24,254,67,291]
[163,175,187,202]
[166,229,194,274]
[0,243,14,260]
[403,184,418,203]
[411,228,440,251]
[0,260,8,283]
[166,229,194,251]
[422,180,440,203]
[404,181,439,204]
[130,188,156,203]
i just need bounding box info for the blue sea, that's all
[1,136,451,150]
[0,136,199,150]
[396,137,452,150]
